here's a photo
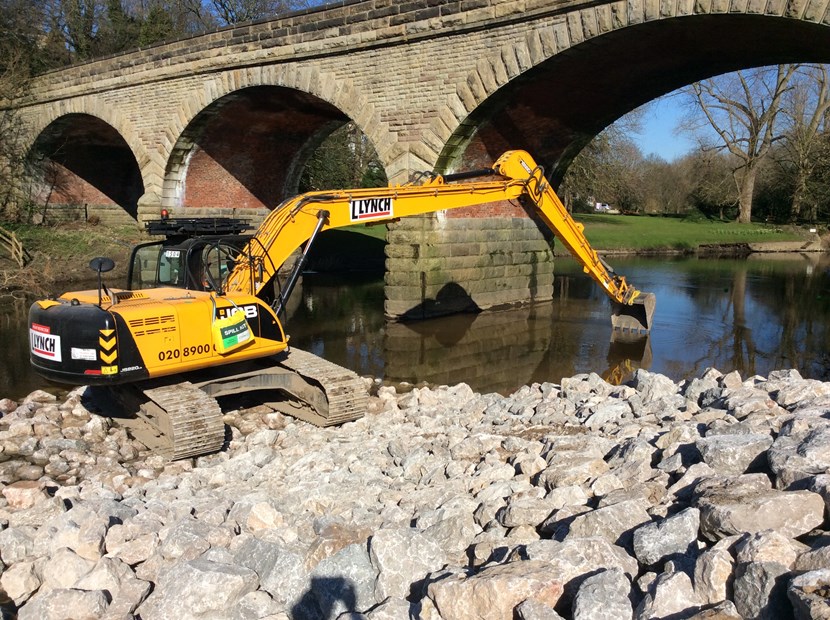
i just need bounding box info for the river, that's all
[8,252,830,400]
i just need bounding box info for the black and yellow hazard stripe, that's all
[99,328,118,375]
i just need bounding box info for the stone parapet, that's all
[385,215,554,319]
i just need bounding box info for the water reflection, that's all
[6,253,830,399]
[603,252,830,382]
[287,252,830,393]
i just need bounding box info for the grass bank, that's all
[0,223,145,292]
[0,215,823,294]
[340,216,817,254]
[572,213,811,252]
[9,222,144,259]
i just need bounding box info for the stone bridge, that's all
[12,0,830,317]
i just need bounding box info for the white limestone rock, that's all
[696,485,825,542]
[732,561,792,620]
[427,560,564,620]
[788,568,830,620]
[368,527,447,601]
[635,568,704,620]
[572,568,633,620]
[695,433,773,475]
[632,507,701,567]
[16,588,109,620]
[136,559,259,619]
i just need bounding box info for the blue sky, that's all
[630,95,698,161]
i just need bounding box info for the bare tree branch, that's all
[684,65,796,222]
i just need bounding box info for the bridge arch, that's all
[431,7,830,183]
[159,66,396,214]
[27,100,146,221]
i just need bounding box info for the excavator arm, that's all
[224,150,654,333]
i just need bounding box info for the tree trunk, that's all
[790,177,806,222]
[736,166,757,224]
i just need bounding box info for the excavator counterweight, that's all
[29,150,654,460]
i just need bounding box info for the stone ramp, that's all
[748,240,824,252]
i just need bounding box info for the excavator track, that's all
[193,347,369,428]
[94,348,367,461]
[92,381,225,461]
[138,383,225,460]
[276,347,369,426]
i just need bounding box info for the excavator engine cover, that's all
[611,293,655,335]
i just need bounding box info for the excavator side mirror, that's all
[89,257,115,307]
[89,257,115,273]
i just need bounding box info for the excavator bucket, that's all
[611,293,655,335]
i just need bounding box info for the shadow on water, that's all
[7,252,830,399]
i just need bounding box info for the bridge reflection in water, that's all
[286,271,654,395]
[384,306,651,393]
[287,253,830,395]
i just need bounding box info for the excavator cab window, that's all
[127,242,186,290]
[191,241,247,292]
[127,234,252,292]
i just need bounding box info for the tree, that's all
[58,0,103,60]
[680,150,738,220]
[639,154,693,215]
[205,0,311,26]
[100,0,141,54]
[779,64,830,222]
[139,2,179,45]
[299,122,386,192]
[685,65,797,223]
[0,52,35,220]
[561,125,647,213]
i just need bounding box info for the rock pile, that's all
[2,367,830,619]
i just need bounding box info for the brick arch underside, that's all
[433,12,830,199]
[162,68,389,213]
[29,108,145,220]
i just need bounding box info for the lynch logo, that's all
[350,197,393,222]
[31,329,62,362]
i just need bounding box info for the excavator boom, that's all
[224,150,653,333]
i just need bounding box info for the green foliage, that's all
[299,122,387,192]
[139,4,178,46]
[561,128,648,214]
[0,0,315,73]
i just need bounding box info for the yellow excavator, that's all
[28,150,654,459]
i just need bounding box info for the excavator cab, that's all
[127,218,254,292]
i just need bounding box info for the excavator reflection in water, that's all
[29,150,654,459]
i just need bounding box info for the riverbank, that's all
[571,213,825,254]
[2,367,830,619]
[0,223,142,296]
